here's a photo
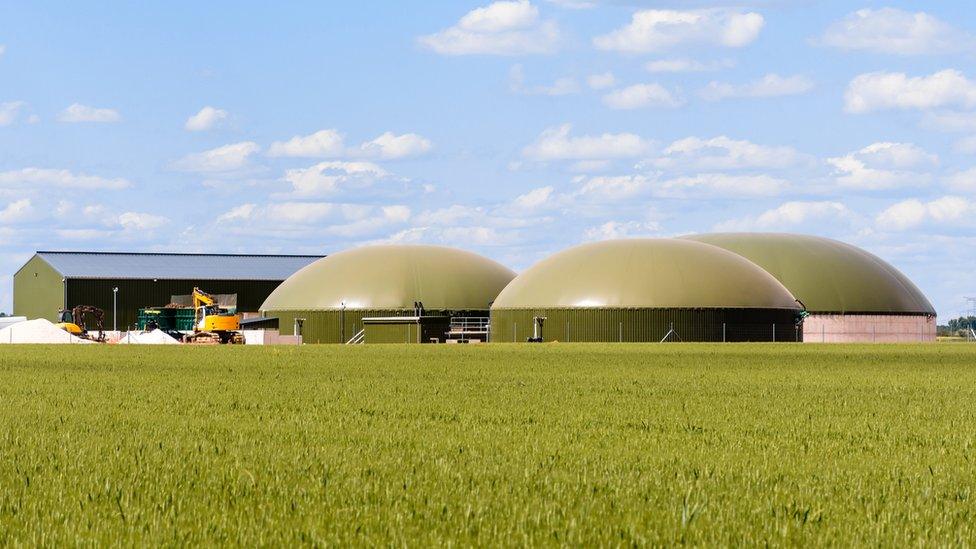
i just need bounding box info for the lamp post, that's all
[112,287,118,332]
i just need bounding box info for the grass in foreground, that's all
[0,343,974,545]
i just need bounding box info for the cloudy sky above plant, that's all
[1,1,975,317]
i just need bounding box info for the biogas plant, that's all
[9,234,935,345]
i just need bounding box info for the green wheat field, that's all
[1,343,974,545]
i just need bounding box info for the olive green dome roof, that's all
[682,233,935,315]
[492,239,800,310]
[261,245,516,311]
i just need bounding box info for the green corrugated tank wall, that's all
[491,308,801,342]
[490,239,803,343]
[261,245,516,344]
[681,233,935,315]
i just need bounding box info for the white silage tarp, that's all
[0,318,93,344]
[116,329,181,345]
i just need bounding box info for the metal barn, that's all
[13,252,322,330]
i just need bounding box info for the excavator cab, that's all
[56,309,83,335]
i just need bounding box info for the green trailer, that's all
[137,307,196,331]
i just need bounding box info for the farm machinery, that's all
[137,288,243,344]
[57,305,106,342]
[185,287,244,344]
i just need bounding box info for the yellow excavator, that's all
[184,287,244,344]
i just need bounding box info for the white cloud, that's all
[458,0,538,32]
[947,168,976,193]
[510,64,580,96]
[282,161,391,197]
[522,124,656,160]
[184,106,228,131]
[876,196,976,231]
[575,172,786,201]
[383,225,510,247]
[0,45,5,57]
[645,58,734,73]
[269,129,432,160]
[359,132,433,159]
[646,136,806,171]
[921,111,976,133]
[0,168,130,190]
[0,101,27,126]
[0,199,33,223]
[586,72,616,90]
[544,0,594,8]
[569,160,611,173]
[716,201,853,231]
[264,202,339,224]
[173,141,260,173]
[602,83,683,110]
[215,201,412,239]
[57,103,121,123]
[583,220,661,241]
[594,9,763,54]
[268,129,345,158]
[844,70,976,114]
[513,186,554,210]
[419,0,561,56]
[413,205,486,226]
[821,8,975,55]
[656,173,786,197]
[576,175,651,200]
[216,204,256,224]
[827,142,937,190]
[876,200,926,230]
[700,74,813,101]
[381,205,412,223]
[117,212,167,231]
[954,135,976,154]
[852,142,937,168]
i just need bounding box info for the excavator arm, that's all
[192,287,217,308]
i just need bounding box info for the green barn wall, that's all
[13,255,64,321]
[490,308,803,343]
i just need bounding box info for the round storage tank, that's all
[682,233,936,342]
[490,239,803,342]
[261,245,516,343]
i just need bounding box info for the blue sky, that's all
[2,1,975,318]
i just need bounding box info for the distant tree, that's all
[938,316,976,337]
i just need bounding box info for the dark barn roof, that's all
[32,251,323,281]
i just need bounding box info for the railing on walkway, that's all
[345,329,365,345]
[448,317,490,342]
